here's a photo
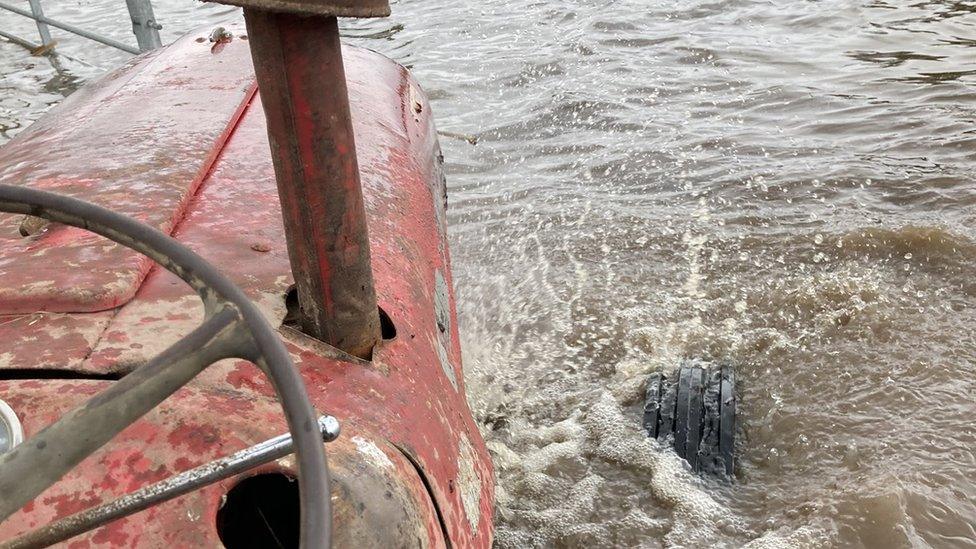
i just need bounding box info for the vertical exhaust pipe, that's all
[212,0,390,359]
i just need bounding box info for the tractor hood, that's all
[0,31,256,316]
[0,21,493,547]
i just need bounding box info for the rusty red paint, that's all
[89,521,129,546]
[0,19,493,547]
[0,311,113,372]
[0,381,448,546]
[0,36,257,315]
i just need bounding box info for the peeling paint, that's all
[351,436,394,470]
[0,28,257,315]
[0,27,494,547]
[457,433,482,533]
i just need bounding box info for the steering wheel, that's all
[0,184,331,548]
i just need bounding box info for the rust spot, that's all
[166,423,221,454]
[98,474,119,491]
[91,520,130,545]
[44,491,101,517]
[225,361,270,392]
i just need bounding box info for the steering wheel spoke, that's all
[0,307,247,522]
[0,184,331,548]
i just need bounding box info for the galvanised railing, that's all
[0,0,161,55]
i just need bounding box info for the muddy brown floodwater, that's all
[3,0,976,546]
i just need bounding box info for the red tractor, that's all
[0,1,494,546]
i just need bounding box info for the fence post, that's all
[26,0,53,48]
[125,0,162,52]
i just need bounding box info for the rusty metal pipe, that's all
[243,10,380,359]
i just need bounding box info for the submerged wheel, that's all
[642,361,735,477]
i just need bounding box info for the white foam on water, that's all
[449,188,923,546]
[458,209,789,547]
